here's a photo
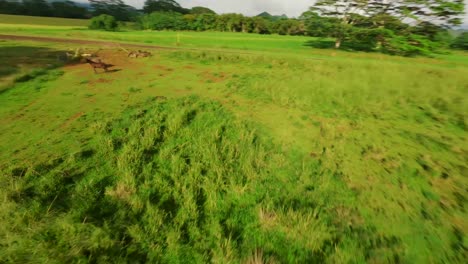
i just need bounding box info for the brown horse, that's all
[85,58,115,73]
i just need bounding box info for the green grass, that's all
[0,14,88,27]
[0,31,467,263]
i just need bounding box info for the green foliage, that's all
[139,11,187,31]
[89,14,118,31]
[137,11,304,36]
[271,19,305,36]
[302,11,338,37]
[0,0,89,19]
[90,0,136,21]
[452,32,468,50]
[307,0,466,55]
[143,0,189,14]
[190,6,216,15]
[380,32,440,56]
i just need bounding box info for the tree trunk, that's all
[335,39,342,49]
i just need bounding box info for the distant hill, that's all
[256,12,288,21]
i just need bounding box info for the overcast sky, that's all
[109,0,468,25]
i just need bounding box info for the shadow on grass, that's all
[304,39,337,50]
[303,39,374,53]
[0,46,66,80]
[0,46,69,94]
[106,69,122,73]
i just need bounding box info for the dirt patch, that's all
[85,77,114,88]
[183,65,196,70]
[152,65,174,77]
[153,65,174,72]
[60,112,84,129]
[199,71,229,83]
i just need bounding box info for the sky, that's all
[100,0,468,26]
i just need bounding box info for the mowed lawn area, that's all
[0,15,467,264]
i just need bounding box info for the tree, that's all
[143,0,188,14]
[51,1,88,19]
[190,6,215,15]
[301,11,340,37]
[21,0,52,17]
[139,11,187,30]
[89,14,118,31]
[311,0,465,48]
[193,13,217,31]
[251,17,270,34]
[90,0,134,21]
[215,14,245,32]
[0,0,22,15]
[272,19,305,36]
[452,32,468,50]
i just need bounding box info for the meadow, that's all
[0,16,467,263]
[0,14,89,27]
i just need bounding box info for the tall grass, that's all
[0,97,347,263]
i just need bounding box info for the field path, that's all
[0,34,179,49]
[0,34,256,55]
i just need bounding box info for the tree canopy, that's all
[311,0,465,27]
[451,32,468,50]
[306,0,465,54]
[143,0,189,14]
[0,0,89,18]
[190,6,216,15]
[90,0,136,21]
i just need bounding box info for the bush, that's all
[451,32,468,50]
[89,14,118,31]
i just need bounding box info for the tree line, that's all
[1,0,466,55]
[0,0,89,18]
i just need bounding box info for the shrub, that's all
[89,14,118,31]
[451,32,468,50]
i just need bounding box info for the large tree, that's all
[0,0,22,15]
[190,6,215,15]
[143,0,188,14]
[21,0,52,16]
[311,0,465,48]
[90,0,135,21]
[51,1,88,19]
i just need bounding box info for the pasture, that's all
[0,14,89,27]
[0,16,467,263]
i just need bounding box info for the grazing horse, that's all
[85,58,114,73]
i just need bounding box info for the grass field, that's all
[0,15,467,263]
[0,14,88,27]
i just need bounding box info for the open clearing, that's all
[0,22,467,263]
